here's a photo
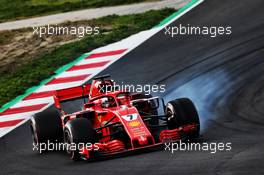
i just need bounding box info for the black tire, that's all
[166,98,200,138]
[64,118,97,161]
[30,107,63,153]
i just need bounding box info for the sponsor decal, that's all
[128,121,141,127]
[122,114,138,121]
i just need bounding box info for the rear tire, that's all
[30,107,63,153]
[64,118,97,161]
[166,98,200,138]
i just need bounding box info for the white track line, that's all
[35,81,86,92]
[0,112,36,122]
[77,55,119,65]
[56,68,101,78]
[11,97,54,108]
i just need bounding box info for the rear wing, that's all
[53,84,91,109]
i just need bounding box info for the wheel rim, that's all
[64,129,72,155]
[166,103,175,121]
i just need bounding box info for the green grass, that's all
[0,0,158,22]
[0,8,175,107]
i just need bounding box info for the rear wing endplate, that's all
[53,84,91,108]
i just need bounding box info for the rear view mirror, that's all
[84,102,95,108]
[149,98,159,110]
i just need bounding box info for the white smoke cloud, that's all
[163,70,232,132]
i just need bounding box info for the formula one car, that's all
[30,75,200,160]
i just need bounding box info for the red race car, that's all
[30,75,200,160]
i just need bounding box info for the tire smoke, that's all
[163,70,232,132]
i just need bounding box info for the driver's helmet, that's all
[101,97,116,108]
[101,98,110,108]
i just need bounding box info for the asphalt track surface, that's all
[1,0,264,174]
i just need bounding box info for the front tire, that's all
[64,118,97,161]
[166,98,200,138]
